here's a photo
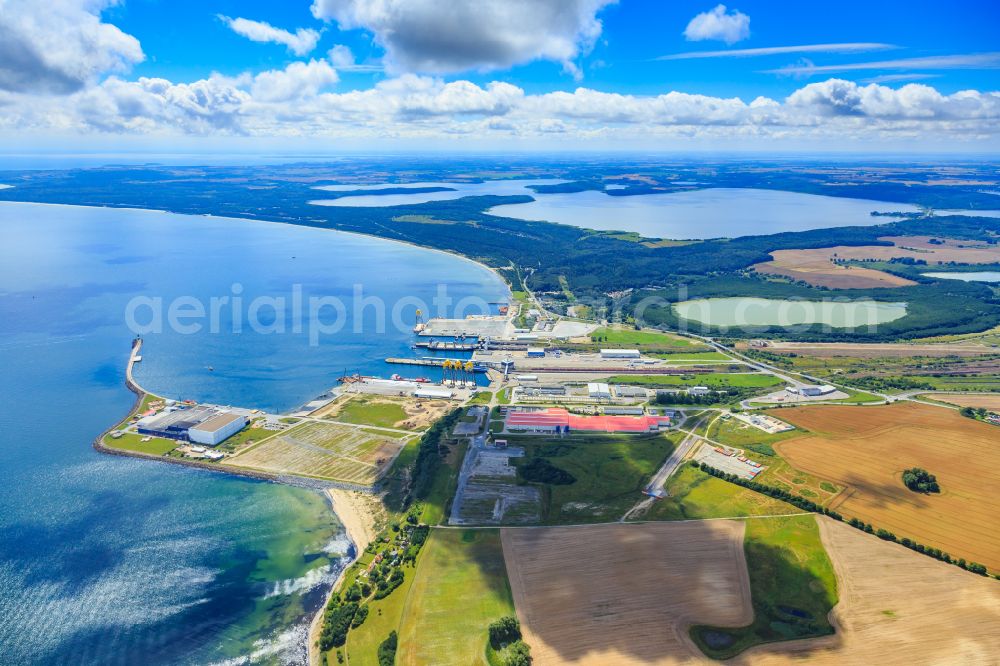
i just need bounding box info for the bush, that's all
[319,600,359,650]
[374,568,404,599]
[378,631,398,666]
[489,615,522,649]
[351,604,369,628]
[902,467,940,493]
[504,640,532,666]
[519,458,576,485]
[344,583,362,602]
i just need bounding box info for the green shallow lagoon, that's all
[673,297,908,328]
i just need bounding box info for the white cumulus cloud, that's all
[0,0,143,94]
[684,4,750,45]
[309,0,614,76]
[219,16,321,56]
[1,69,997,147]
[250,59,338,102]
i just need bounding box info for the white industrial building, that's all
[188,412,248,446]
[415,387,454,399]
[688,386,711,396]
[600,348,641,359]
[789,384,837,397]
[587,382,612,399]
[613,385,648,399]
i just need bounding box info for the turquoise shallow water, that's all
[673,297,908,329]
[0,202,508,664]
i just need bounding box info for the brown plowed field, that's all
[501,521,752,665]
[741,518,1000,665]
[927,393,1000,410]
[773,402,1000,570]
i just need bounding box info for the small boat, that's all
[207,366,214,372]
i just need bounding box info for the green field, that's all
[468,390,493,405]
[639,464,800,521]
[418,436,468,525]
[650,351,732,362]
[505,432,675,523]
[396,529,514,666]
[104,432,179,456]
[691,515,838,659]
[607,372,783,388]
[708,418,843,501]
[707,417,801,456]
[591,326,698,348]
[214,426,277,453]
[906,375,1000,392]
[334,396,410,429]
[334,553,420,666]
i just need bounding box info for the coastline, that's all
[308,489,383,666]
[67,198,504,664]
[0,199,515,304]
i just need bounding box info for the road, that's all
[620,412,717,521]
[447,407,490,525]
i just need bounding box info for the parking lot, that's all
[693,443,763,480]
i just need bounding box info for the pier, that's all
[386,357,489,372]
[413,340,478,351]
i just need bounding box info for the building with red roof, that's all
[505,408,671,434]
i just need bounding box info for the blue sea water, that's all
[0,202,508,664]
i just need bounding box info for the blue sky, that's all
[0,0,998,152]
[107,0,999,96]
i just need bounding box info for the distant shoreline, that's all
[67,197,505,664]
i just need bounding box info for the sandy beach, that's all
[308,489,385,666]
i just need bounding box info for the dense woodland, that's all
[3,159,998,341]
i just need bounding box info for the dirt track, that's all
[773,402,1000,570]
[740,518,1000,665]
[501,522,752,665]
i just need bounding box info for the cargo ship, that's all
[391,374,432,383]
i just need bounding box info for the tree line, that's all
[694,462,992,578]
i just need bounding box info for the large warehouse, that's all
[137,406,216,441]
[600,348,641,359]
[137,407,247,445]
[505,408,671,434]
[188,412,248,446]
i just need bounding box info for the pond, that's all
[923,271,1000,283]
[672,297,908,328]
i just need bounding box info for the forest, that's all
[2,158,998,341]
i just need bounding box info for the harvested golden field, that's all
[753,235,1000,288]
[501,521,752,665]
[226,421,407,485]
[740,518,1000,665]
[773,402,1000,570]
[926,392,1000,410]
[754,250,916,289]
